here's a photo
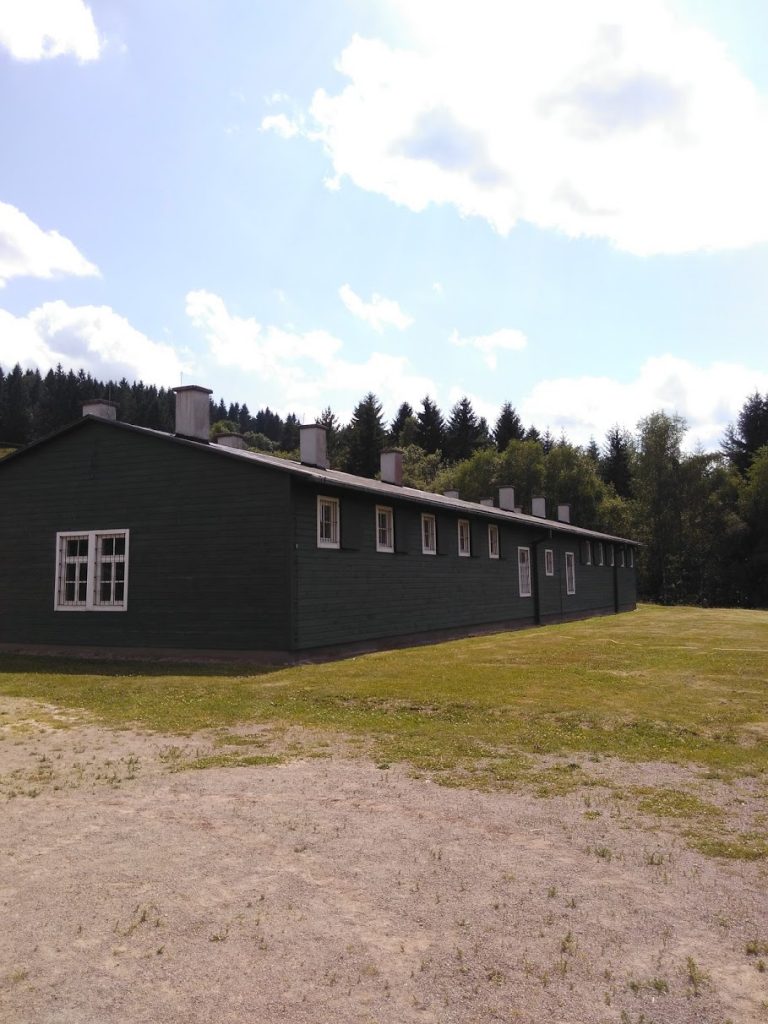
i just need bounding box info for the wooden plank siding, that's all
[0,421,293,650]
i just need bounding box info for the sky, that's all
[1,0,767,450]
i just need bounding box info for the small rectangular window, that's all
[55,530,130,611]
[565,551,576,594]
[317,496,340,549]
[608,544,615,567]
[421,513,436,555]
[619,546,625,567]
[583,540,592,565]
[518,546,531,597]
[628,547,634,568]
[488,523,499,559]
[595,541,604,566]
[544,548,554,576]
[458,519,471,557]
[376,505,394,552]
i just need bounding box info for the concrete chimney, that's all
[299,424,328,469]
[557,503,571,523]
[498,486,516,511]
[216,433,247,450]
[380,449,403,486]
[83,399,117,421]
[443,489,460,500]
[480,498,494,507]
[173,385,212,442]
[531,496,546,518]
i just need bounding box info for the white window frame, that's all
[376,505,394,553]
[421,513,436,555]
[317,496,340,549]
[565,551,576,595]
[628,547,634,568]
[544,548,554,576]
[583,540,592,565]
[54,530,130,612]
[458,519,471,557]
[619,546,626,568]
[608,544,615,567]
[518,546,532,598]
[595,541,604,566]
[488,523,499,559]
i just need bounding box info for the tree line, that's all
[2,363,767,609]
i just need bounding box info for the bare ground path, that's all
[1,698,767,1024]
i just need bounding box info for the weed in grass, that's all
[685,956,709,995]
[560,930,577,956]
[746,940,768,957]
[114,904,162,938]
[651,977,669,993]
[689,832,768,861]
[594,846,613,862]
[209,925,229,943]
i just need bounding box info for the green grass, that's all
[1,606,767,786]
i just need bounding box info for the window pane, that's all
[115,582,125,602]
[101,537,114,556]
[66,564,76,582]
[67,539,79,557]
[78,581,87,602]
[65,582,75,602]
[114,537,125,556]
[100,581,111,603]
[101,562,112,582]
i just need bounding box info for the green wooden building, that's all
[0,387,638,657]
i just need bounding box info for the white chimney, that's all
[480,498,494,507]
[216,433,247,450]
[380,449,403,486]
[498,486,515,511]
[443,489,460,499]
[531,496,546,518]
[83,399,117,420]
[299,424,328,468]
[557,503,571,523]
[173,385,212,442]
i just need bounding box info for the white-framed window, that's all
[595,541,604,566]
[54,530,130,612]
[376,505,394,552]
[608,544,615,567]
[565,551,576,595]
[317,496,340,549]
[458,519,471,557]
[544,548,554,576]
[619,546,625,567]
[628,547,635,568]
[488,523,500,559]
[583,540,592,565]
[518,546,532,597]
[421,513,436,555]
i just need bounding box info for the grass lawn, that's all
[0,604,766,776]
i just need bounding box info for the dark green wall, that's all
[292,482,636,649]
[0,422,293,650]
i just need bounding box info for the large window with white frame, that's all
[317,496,340,549]
[518,546,532,597]
[376,505,394,552]
[544,548,554,576]
[54,530,130,611]
[458,519,471,557]
[565,551,576,594]
[421,513,436,555]
[488,523,499,559]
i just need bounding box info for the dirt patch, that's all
[1,697,767,1023]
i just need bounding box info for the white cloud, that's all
[450,327,527,369]
[0,202,99,286]
[338,283,414,332]
[275,1,768,255]
[187,289,433,420]
[0,301,188,383]
[519,355,768,450]
[0,0,101,61]
[260,113,300,139]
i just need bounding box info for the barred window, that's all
[421,514,436,555]
[518,546,532,597]
[55,531,129,611]
[458,519,471,557]
[488,524,500,559]
[565,551,576,594]
[376,506,394,553]
[317,496,340,549]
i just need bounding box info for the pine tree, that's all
[600,426,634,498]
[415,396,445,454]
[493,402,524,451]
[445,397,485,462]
[345,392,387,477]
[722,392,768,474]
[389,402,414,445]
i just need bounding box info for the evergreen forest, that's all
[1,362,767,609]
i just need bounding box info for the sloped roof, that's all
[1,415,639,546]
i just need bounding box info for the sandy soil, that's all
[1,697,767,1024]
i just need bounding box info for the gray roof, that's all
[3,416,639,546]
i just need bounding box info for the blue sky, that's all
[1,0,767,449]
